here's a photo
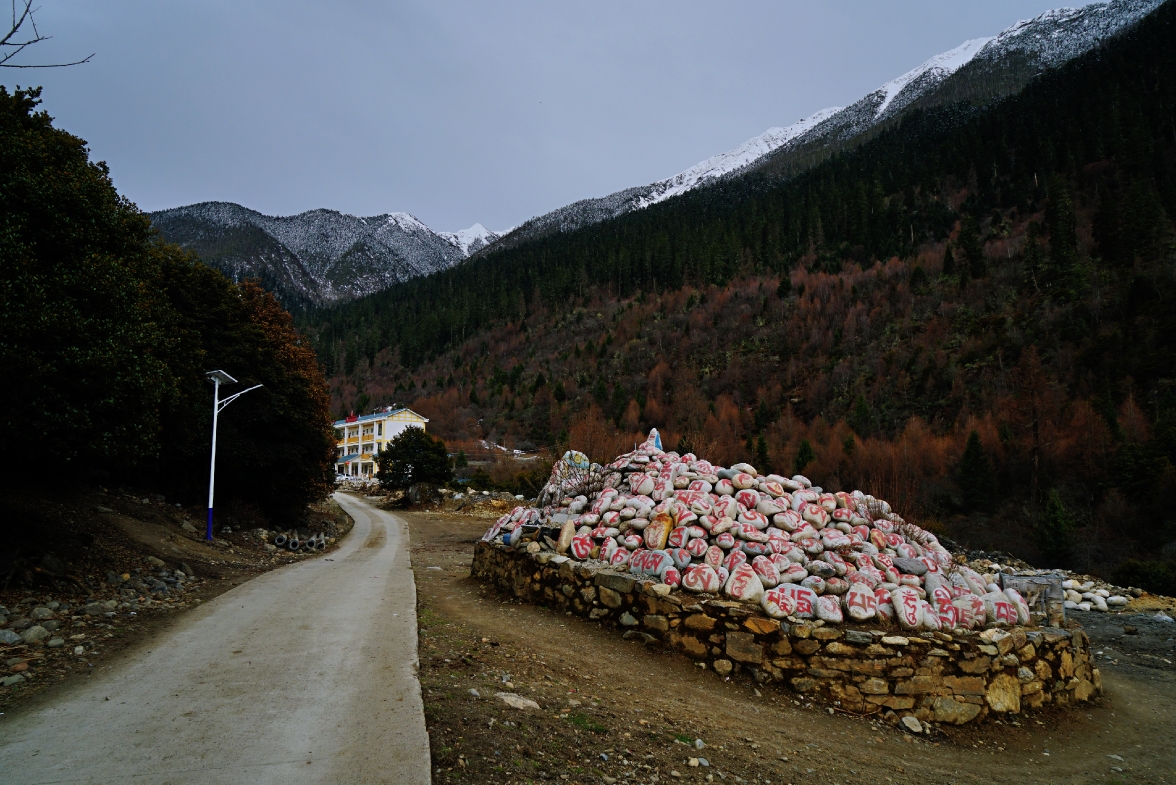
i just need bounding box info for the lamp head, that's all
[205,370,237,385]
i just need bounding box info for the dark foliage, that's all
[0,88,334,521]
[377,427,453,490]
[1111,559,1176,597]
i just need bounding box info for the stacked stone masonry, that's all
[472,542,1101,725]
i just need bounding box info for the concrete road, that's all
[0,493,430,784]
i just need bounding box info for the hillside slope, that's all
[307,0,1176,584]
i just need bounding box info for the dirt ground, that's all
[0,483,352,713]
[404,510,1176,785]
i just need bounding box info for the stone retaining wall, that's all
[472,541,1101,725]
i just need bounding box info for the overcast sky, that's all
[16,1,1068,233]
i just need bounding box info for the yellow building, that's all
[334,407,429,477]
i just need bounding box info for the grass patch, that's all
[567,713,608,734]
[673,733,693,744]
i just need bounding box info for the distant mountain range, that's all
[152,0,1162,305]
[149,202,500,306]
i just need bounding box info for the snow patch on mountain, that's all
[635,107,844,209]
[874,37,993,117]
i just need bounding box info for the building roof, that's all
[333,407,429,428]
[336,453,362,463]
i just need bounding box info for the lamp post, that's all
[205,370,263,541]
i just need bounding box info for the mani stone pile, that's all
[482,430,1035,633]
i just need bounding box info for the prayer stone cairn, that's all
[474,430,1102,724]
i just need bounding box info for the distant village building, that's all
[334,407,429,477]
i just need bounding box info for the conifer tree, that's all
[794,439,815,476]
[1036,489,1075,566]
[957,431,995,511]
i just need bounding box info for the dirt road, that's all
[0,493,429,785]
[406,510,1176,785]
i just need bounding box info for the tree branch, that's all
[0,0,92,68]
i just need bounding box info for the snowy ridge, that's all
[874,37,993,117]
[970,0,1162,71]
[491,0,1164,253]
[635,107,843,209]
[149,202,495,305]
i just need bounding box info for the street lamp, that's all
[205,370,263,541]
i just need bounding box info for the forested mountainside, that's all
[303,1,1176,586]
[149,202,498,308]
[484,0,1162,252]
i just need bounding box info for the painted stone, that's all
[816,594,844,623]
[773,510,803,531]
[780,563,809,583]
[704,544,724,569]
[682,564,722,593]
[843,583,878,621]
[732,472,756,490]
[723,549,748,572]
[801,504,830,528]
[667,526,690,549]
[734,523,769,542]
[570,534,594,560]
[738,510,770,530]
[741,541,772,557]
[773,584,817,618]
[724,563,765,602]
[918,600,941,631]
[800,575,826,594]
[735,489,760,509]
[983,592,1018,627]
[1004,588,1031,625]
[644,515,673,550]
[937,601,960,629]
[892,586,922,630]
[751,555,781,588]
[824,576,849,595]
[762,587,797,619]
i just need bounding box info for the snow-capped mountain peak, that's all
[874,36,993,117]
[385,212,431,233]
[439,223,502,255]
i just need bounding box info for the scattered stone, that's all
[20,625,49,644]
[496,692,541,711]
[900,716,923,734]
